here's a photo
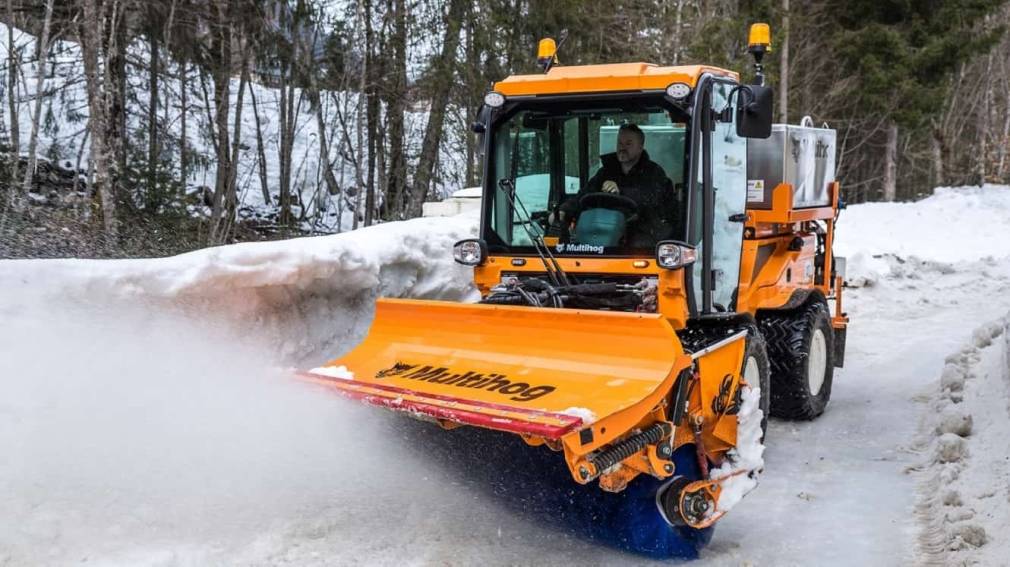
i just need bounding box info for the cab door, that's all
[692,78,748,313]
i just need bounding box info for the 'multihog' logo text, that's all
[556,243,604,254]
[375,362,555,403]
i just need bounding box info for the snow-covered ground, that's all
[2,187,1010,565]
[834,184,1010,286]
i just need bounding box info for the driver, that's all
[558,123,676,247]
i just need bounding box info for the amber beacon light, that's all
[537,38,558,72]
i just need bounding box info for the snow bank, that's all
[836,185,1010,285]
[913,313,1010,565]
[0,214,479,363]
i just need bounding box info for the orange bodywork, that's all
[305,296,749,493]
[739,180,849,330]
[303,297,699,490]
[495,63,737,96]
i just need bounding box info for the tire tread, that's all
[758,300,834,420]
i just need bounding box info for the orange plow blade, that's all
[299,298,689,442]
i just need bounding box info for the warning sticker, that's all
[747,179,765,203]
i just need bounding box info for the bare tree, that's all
[381,0,406,221]
[249,84,271,205]
[145,13,162,208]
[407,0,466,218]
[778,0,789,123]
[6,0,21,181]
[882,121,898,201]
[18,0,54,201]
[179,60,188,193]
[104,2,127,199]
[80,0,116,233]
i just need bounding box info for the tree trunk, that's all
[6,0,20,181]
[778,0,789,123]
[671,0,685,64]
[250,85,271,205]
[146,29,160,208]
[931,126,945,189]
[364,90,379,225]
[277,68,300,226]
[104,3,127,202]
[179,61,188,194]
[462,7,478,188]
[81,0,115,233]
[351,0,369,230]
[278,69,291,223]
[309,89,340,200]
[375,116,387,212]
[363,0,378,226]
[998,92,1010,181]
[998,52,1010,181]
[20,0,54,200]
[215,51,249,241]
[382,0,407,221]
[408,0,467,218]
[209,18,233,242]
[883,121,898,202]
[976,53,993,186]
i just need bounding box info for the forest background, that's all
[0,0,1007,257]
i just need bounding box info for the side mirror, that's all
[736,85,773,139]
[472,104,491,133]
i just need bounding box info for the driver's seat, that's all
[573,208,626,246]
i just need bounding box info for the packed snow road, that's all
[2,187,1010,565]
[705,256,1010,565]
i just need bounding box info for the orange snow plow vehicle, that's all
[299,24,848,545]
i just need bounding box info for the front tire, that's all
[742,330,772,438]
[759,299,834,420]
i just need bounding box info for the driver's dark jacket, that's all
[560,150,677,246]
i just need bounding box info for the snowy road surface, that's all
[3,187,1010,565]
[705,257,1010,565]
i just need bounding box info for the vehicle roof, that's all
[494,63,739,97]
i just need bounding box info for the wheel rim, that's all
[808,329,827,396]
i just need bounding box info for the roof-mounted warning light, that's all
[747,23,772,86]
[537,29,568,73]
[537,38,557,72]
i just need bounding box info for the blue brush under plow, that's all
[398,418,713,559]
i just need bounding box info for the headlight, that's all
[483,91,506,108]
[656,241,697,270]
[453,239,487,266]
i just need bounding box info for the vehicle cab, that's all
[457,62,774,327]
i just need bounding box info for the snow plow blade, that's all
[299,298,691,464]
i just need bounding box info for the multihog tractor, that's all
[299,23,849,558]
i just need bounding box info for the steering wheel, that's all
[579,192,639,222]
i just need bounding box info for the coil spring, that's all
[588,422,672,475]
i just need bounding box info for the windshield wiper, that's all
[500,127,570,288]
[498,178,571,290]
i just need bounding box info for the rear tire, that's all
[759,299,834,420]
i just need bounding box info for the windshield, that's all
[484,98,690,256]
